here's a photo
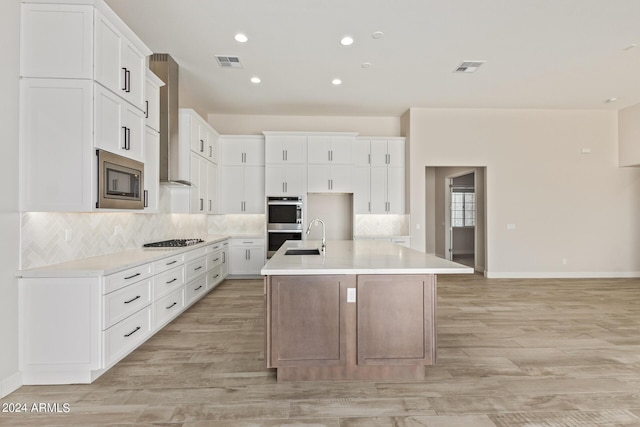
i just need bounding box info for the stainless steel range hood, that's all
[149,53,192,186]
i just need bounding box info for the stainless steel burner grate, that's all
[143,238,204,248]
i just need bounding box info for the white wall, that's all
[0,0,21,397]
[208,113,401,136]
[618,103,640,167]
[408,108,640,278]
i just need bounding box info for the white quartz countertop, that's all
[18,235,231,278]
[261,240,474,276]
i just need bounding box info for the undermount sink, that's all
[284,249,321,256]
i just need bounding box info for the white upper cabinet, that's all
[178,109,221,214]
[264,134,306,164]
[220,166,265,213]
[220,136,265,166]
[144,70,163,132]
[181,109,219,163]
[19,78,95,212]
[20,3,94,79]
[19,0,154,212]
[94,84,145,162]
[352,137,406,214]
[307,134,355,165]
[219,136,265,214]
[21,2,150,111]
[94,10,146,111]
[354,137,405,167]
[307,165,351,193]
[265,165,306,196]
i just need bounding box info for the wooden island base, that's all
[265,274,436,382]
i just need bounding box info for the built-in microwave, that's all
[267,196,303,230]
[96,149,145,210]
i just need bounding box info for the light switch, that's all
[347,288,356,303]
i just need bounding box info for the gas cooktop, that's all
[143,238,204,248]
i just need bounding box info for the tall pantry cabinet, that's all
[19,0,154,212]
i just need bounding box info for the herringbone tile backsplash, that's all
[21,211,409,270]
[21,212,208,269]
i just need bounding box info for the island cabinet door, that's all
[267,275,350,367]
[356,274,436,365]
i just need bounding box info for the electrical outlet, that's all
[562,258,568,265]
[347,288,356,303]
[114,225,123,236]
[64,229,72,241]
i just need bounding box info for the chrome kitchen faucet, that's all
[306,218,326,253]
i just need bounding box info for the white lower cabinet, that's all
[154,288,185,329]
[230,238,265,276]
[104,306,152,367]
[19,238,230,385]
[185,275,207,305]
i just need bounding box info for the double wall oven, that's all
[267,196,303,257]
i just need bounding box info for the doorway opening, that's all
[425,166,487,274]
[446,172,475,267]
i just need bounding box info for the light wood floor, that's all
[3,275,640,426]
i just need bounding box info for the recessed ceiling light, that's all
[250,76,261,84]
[361,62,371,68]
[234,33,248,43]
[372,31,384,39]
[340,36,354,46]
[606,97,617,103]
[332,78,342,85]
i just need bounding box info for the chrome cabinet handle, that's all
[200,139,204,152]
[194,266,203,271]
[145,101,149,118]
[125,69,131,93]
[166,260,177,266]
[195,285,203,291]
[166,302,177,309]
[144,190,148,208]
[124,273,141,280]
[166,278,177,284]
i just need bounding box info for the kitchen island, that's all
[261,239,473,382]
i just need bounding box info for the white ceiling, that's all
[105,0,640,117]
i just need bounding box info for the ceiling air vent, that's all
[215,55,243,69]
[454,61,485,73]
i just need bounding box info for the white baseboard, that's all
[486,271,640,279]
[0,371,22,398]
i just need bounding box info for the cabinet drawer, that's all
[185,246,207,262]
[153,253,185,275]
[154,287,185,329]
[185,276,207,305]
[232,238,264,246]
[153,265,185,299]
[207,251,223,269]
[104,263,152,294]
[185,256,207,282]
[104,306,151,367]
[103,279,152,329]
[207,265,223,290]
[207,241,224,253]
